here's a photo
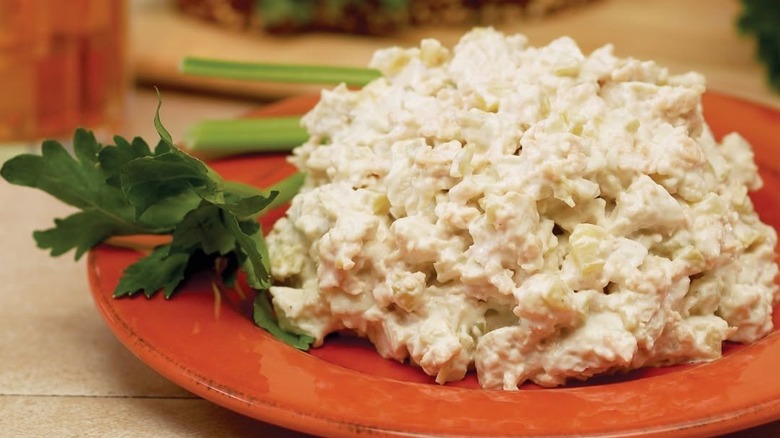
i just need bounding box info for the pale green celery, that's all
[262,171,306,211]
[185,117,308,158]
[223,172,306,213]
[180,57,382,86]
[180,58,382,158]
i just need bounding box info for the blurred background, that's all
[132,0,780,105]
[2,0,779,148]
[119,0,780,151]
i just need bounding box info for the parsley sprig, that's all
[1,61,382,351]
[0,95,313,349]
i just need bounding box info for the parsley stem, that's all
[185,117,308,158]
[180,57,382,86]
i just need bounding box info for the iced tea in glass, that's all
[0,0,127,143]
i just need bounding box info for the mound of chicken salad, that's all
[264,28,779,390]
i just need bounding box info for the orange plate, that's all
[88,92,780,437]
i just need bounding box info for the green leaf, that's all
[115,149,285,298]
[170,204,236,255]
[72,128,102,167]
[120,148,219,218]
[137,190,203,229]
[154,87,174,146]
[33,211,135,260]
[2,95,311,348]
[0,132,170,259]
[114,245,190,298]
[224,214,270,289]
[253,291,314,350]
[2,133,109,210]
[100,136,153,187]
[221,193,278,218]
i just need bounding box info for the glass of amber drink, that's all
[0,0,127,144]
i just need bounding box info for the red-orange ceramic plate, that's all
[89,92,780,437]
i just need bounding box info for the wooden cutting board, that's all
[130,0,780,109]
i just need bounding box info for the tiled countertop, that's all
[2,0,780,436]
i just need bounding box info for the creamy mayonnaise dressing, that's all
[265,28,779,389]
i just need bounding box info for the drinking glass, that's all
[0,0,127,150]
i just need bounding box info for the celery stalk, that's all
[180,57,382,86]
[223,172,306,213]
[180,57,382,158]
[185,117,308,158]
[264,172,306,210]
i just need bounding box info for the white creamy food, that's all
[265,28,779,389]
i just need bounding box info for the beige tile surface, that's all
[0,396,310,437]
[0,192,181,398]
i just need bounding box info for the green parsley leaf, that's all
[110,155,279,298]
[33,211,133,259]
[170,203,239,255]
[119,146,218,219]
[114,245,190,298]
[154,87,175,146]
[0,132,172,259]
[224,214,272,289]
[100,136,155,187]
[1,93,313,350]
